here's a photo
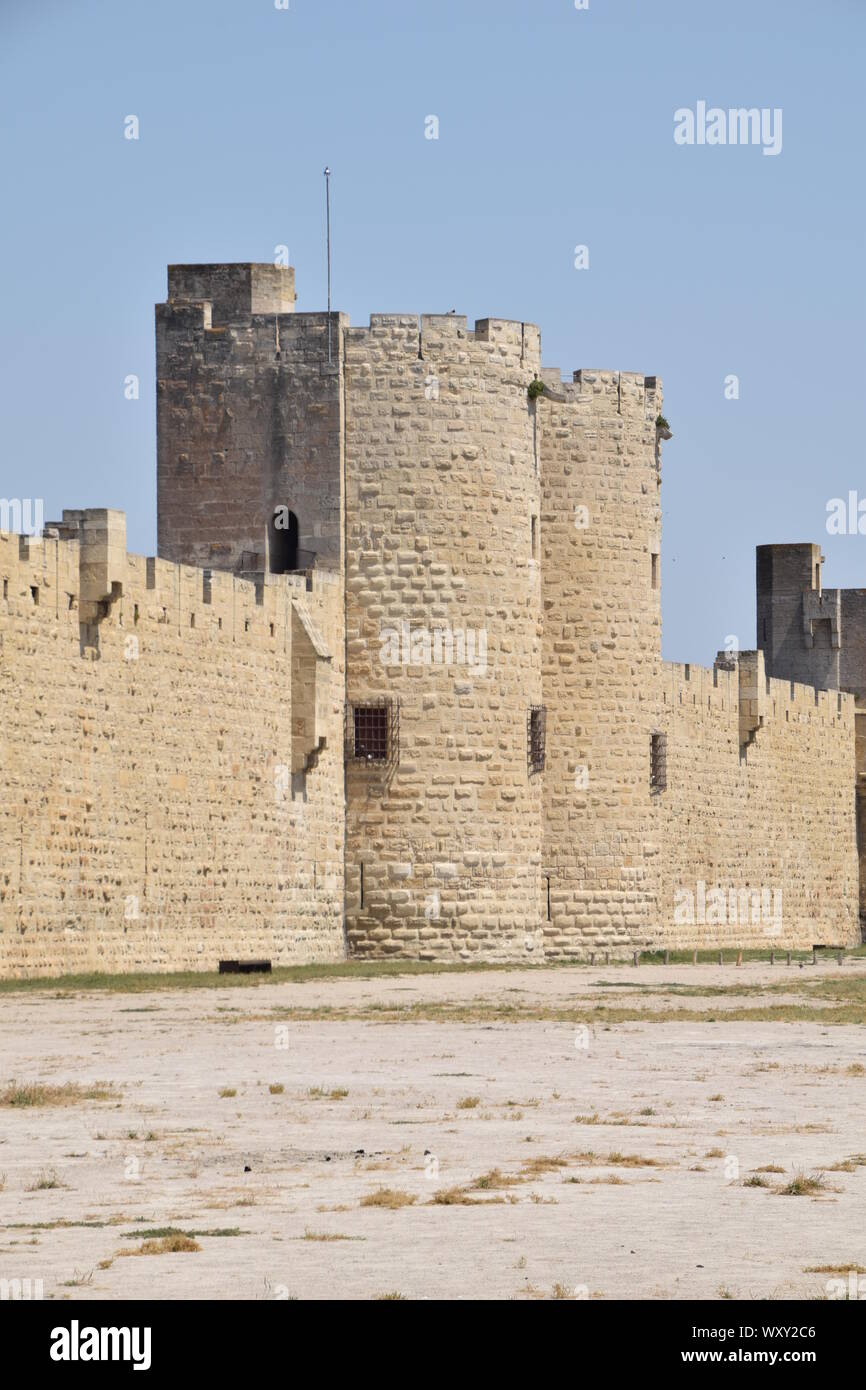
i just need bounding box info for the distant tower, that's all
[756,543,841,691]
[156,263,344,577]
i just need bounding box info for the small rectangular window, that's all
[30,585,39,605]
[353,703,390,761]
[528,705,546,774]
[650,732,667,793]
[651,553,659,589]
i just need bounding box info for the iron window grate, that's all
[347,698,399,764]
[528,705,546,774]
[650,731,667,792]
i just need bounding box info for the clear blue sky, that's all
[2,0,863,663]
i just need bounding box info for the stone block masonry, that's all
[0,510,345,976]
[343,314,544,960]
[655,653,858,949]
[0,261,861,976]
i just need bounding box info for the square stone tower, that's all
[156,263,344,577]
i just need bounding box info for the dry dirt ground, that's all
[1,960,865,1301]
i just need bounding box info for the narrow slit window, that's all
[651,552,659,589]
[650,732,667,793]
[530,515,538,560]
[528,705,546,774]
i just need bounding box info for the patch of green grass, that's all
[120,1227,244,1240]
[779,1171,828,1197]
[256,982,866,1027]
[119,1234,200,1255]
[302,1230,364,1242]
[3,948,861,996]
[0,1081,118,1108]
[0,958,598,996]
[3,1219,114,1231]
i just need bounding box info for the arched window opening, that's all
[269,507,299,573]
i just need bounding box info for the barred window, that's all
[528,705,546,774]
[650,731,667,792]
[354,705,389,760]
[348,699,399,763]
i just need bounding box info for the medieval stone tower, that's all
[155,264,664,960]
[757,542,866,923]
[1,260,857,979]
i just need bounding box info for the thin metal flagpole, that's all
[324,166,331,363]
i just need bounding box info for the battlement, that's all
[661,651,854,730]
[343,312,543,372]
[0,511,340,656]
[166,263,296,322]
[536,370,662,414]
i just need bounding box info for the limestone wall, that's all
[0,516,345,976]
[655,654,859,948]
[343,315,545,959]
[539,371,663,955]
[5,260,863,973]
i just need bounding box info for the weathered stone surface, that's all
[0,263,860,976]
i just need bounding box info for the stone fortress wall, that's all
[0,509,345,975]
[0,262,860,975]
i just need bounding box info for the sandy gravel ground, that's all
[1,961,864,1301]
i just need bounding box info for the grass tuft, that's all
[0,1081,118,1108]
[360,1188,416,1210]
